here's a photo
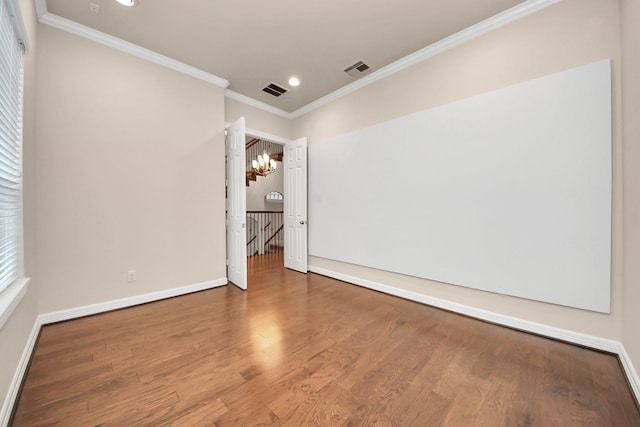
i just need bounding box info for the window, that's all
[0,0,25,295]
[265,191,283,202]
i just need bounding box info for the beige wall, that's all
[246,163,284,212]
[0,287,37,417]
[0,0,39,413]
[225,97,292,140]
[2,0,638,414]
[34,25,227,313]
[621,0,640,375]
[293,0,624,340]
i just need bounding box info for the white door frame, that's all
[283,137,308,273]
[226,118,247,290]
[225,124,309,287]
[244,127,291,146]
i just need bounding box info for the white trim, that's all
[34,0,46,20]
[289,0,561,118]
[223,123,291,146]
[8,0,30,51]
[308,263,640,404]
[225,90,292,119]
[39,278,227,324]
[309,263,640,404]
[0,277,229,426]
[246,127,291,145]
[37,12,228,88]
[308,265,620,352]
[1,273,638,423]
[0,278,30,331]
[0,316,39,427]
[34,0,561,119]
[224,0,563,119]
[619,344,640,405]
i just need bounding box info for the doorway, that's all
[225,117,308,291]
[245,137,285,272]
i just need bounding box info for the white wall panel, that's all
[309,60,612,313]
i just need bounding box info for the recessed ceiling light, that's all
[288,77,300,87]
[116,0,136,6]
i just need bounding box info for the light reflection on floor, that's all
[248,252,285,369]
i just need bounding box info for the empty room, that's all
[1,0,639,425]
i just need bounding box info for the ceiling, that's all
[45,0,525,113]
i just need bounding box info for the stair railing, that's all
[246,211,284,256]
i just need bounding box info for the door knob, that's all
[300,220,305,225]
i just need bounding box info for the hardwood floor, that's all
[12,254,640,426]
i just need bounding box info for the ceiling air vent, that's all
[262,83,288,97]
[344,60,371,78]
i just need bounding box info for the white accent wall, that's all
[309,60,612,313]
[293,0,623,341]
[3,0,640,418]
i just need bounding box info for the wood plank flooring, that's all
[12,253,640,426]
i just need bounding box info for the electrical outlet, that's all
[89,3,100,14]
[127,270,137,283]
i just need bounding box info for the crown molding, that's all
[34,0,561,119]
[225,89,292,119]
[289,0,562,119]
[34,0,47,20]
[35,1,229,88]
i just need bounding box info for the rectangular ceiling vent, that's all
[262,83,288,97]
[344,60,371,78]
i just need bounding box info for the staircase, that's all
[246,211,284,256]
[245,138,283,186]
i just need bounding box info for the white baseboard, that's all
[308,265,620,352]
[0,277,228,426]
[619,344,640,405]
[0,319,40,427]
[3,270,638,423]
[309,264,640,405]
[39,278,228,325]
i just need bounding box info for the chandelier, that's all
[252,152,277,177]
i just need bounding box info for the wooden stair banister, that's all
[246,211,284,256]
[245,138,260,150]
[264,224,284,249]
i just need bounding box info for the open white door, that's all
[284,137,308,272]
[226,118,247,289]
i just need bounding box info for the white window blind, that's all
[0,0,24,294]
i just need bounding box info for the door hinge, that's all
[226,259,229,266]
